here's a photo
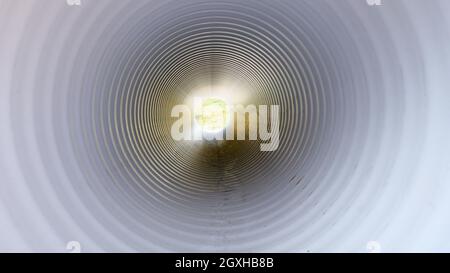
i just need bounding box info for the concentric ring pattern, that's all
[1,0,450,252]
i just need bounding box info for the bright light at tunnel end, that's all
[194,97,231,133]
[170,96,280,152]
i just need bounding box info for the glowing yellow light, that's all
[194,97,230,133]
